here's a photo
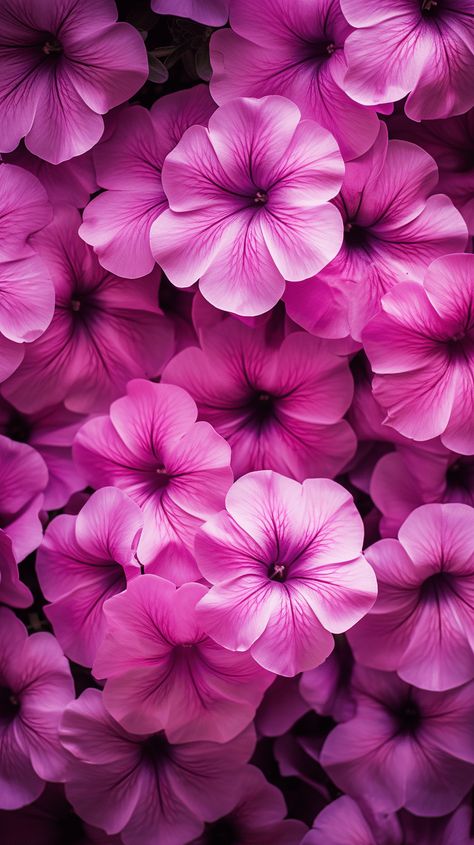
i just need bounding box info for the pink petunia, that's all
[162,318,356,480]
[94,574,273,742]
[0,434,47,563]
[303,796,403,845]
[4,143,97,209]
[1,205,173,415]
[0,608,74,810]
[151,0,229,26]
[299,636,355,723]
[210,0,382,160]
[341,0,474,120]
[195,470,377,676]
[80,86,216,279]
[0,398,88,510]
[151,95,344,316]
[73,379,233,570]
[188,766,307,845]
[0,531,32,609]
[314,124,467,339]
[371,443,474,537]
[60,688,256,845]
[0,0,148,164]
[36,487,143,667]
[363,253,474,452]
[349,503,474,691]
[320,666,474,816]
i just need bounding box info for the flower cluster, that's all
[1,0,474,843]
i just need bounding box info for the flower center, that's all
[344,221,368,248]
[42,36,62,55]
[155,463,170,489]
[268,562,287,581]
[71,299,81,312]
[326,42,336,54]
[396,699,422,734]
[421,0,438,11]
[0,685,20,721]
[253,190,268,205]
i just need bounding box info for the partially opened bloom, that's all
[162,319,356,480]
[371,444,474,536]
[389,108,474,236]
[363,253,474,452]
[60,688,256,845]
[0,531,31,608]
[341,0,474,120]
[320,667,474,816]
[315,125,467,339]
[80,86,216,278]
[299,636,355,722]
[152,0,229,25]
[189,766,306,845]
[0,608,74,810]
[195,471,377,676]
[1,205,173,415]
[349,503,474,691]
[94,574,273,742]
[0,398,87,509]
[210,0,382,160]
[73,379,233,568]
[0,434,47,562]
[0,0,148,163]
[36,487,143,666]
[151,95,344,316]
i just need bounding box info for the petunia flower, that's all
[151,95,344,316]
[4,143,97,209]
[341,0,474,121]
[303,796,403,845]
[162,318,356,480]
[313,124,468,339]
[0,398,88,510]
[60,688,256,845]
[0,0,148,164]
[0,434,47,562]
[320,666,474,816]
[36,487,143,667]
[195,470,377,676]
[188,766,307,845]
[73,379,233,569]
[80,86,216,279]
[93,574,274,742]
[1,205,173,415]
[348,503,474,691]
[0,608,74,810]
[363,253,474,453]
[210,0,382,160]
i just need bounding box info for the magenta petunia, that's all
[210,0,382,160]
[189,765,307,845]
[162,318,356,480]
[60,688,256,845]
[0,531,32,609]
[152,0,229,25]
[341,0,474,121]
[299,637,355,723]
[73,379,233,570]
[363,253,474,452]
[349,503,474,691]
[389,107,474,236]
[1,205,173,415]
[195,470,377,676]
[151,95,344,316]
[0,398,88,510]
[370,443,474,537]
[303,796,403,845]
[80,86,216,279]
[0,434,47,563]
[94,574,273,742]
[315,124,467,339]
[320,666,474,816]
[4,143,97,208]
[0,608,74,810]
[36,487,143,667]
[0,0,148,164]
